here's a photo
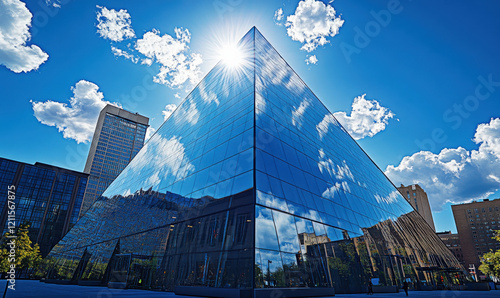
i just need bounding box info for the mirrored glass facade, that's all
[45,28,465,296]
[0,158,88,256]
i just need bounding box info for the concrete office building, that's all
[452,198,500,278]
[81,105,148,215]
[398,184,436,231]
[0,157,88,256]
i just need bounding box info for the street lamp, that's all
[267,260,273,287]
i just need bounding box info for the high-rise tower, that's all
[81,105,148,215]
[46,28,464,297]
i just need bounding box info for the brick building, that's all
[452,198,500,278]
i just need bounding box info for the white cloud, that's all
[474,118,500,157]
[31,80,120,143]
[274,8,284,25]
[94,6,202,90]
[111,46,138,63]
[135,28,202,88]
[285,0,344,52]
[145,126,156,141]
[0,0,49,73]
[385,118,500,210]
[305,55,318,65]
[333,94,395,140]
[141,58,153,66]
[292,98,310,128]
[96,6,135,42]
[162,104,177,121]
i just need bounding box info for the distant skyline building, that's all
[452,198,500,278]
[81,105,148,215]
[0,157,88,256]
[437,231,464,267]
[397,184,436,231]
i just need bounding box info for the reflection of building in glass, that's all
[44,27,465,297]
[437,231,464,266]
[81,105,148,215]
[397,184,435,231]
[0,157,88,256]
[452,199,500,278]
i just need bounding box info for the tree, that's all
[0,223,42,276]
[479,230,500,279]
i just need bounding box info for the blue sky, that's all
[1,0,500,233]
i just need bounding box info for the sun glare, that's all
[203,23,256,81]
[221,44,245,67]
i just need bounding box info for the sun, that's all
[220,44,245,68]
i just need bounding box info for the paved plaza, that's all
[1,280,498,298]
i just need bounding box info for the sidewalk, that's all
[1,280,498,298]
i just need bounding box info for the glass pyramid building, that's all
[44,28,464,297]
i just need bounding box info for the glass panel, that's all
[255,206,279,251]
[272,210,300,254]
[256,249,285,288]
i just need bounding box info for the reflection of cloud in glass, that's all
[256,30,306,97]
[316,113,339,139]
[255,92,266,115]
[295,217,314,234]
[322,181,350,199]
[272,210,300,253]
[375,190,399,205]
[318,149,355,182]
[292,98,310,128]
[255,206,279,251]
[318,148,355,200]
[257,191,287,211]
[145,171,161,188]
[198,80,219,105]
[336,160,354,181]
[307,209,322,222]
[318,148,335,177]
[124,134,194,191]
[175,98,199,125]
